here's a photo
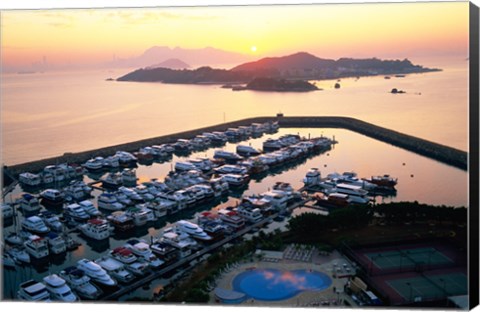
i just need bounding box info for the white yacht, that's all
[17,280,51,301]
[83,158,104,171]
[329,183,369,197]
[260,190,289,211]
[59,266,103,300]
[176,220,212,241]
[46,232,67,254]
[19,193,41,214]
[213,150,243,161]
[115,151,138,166]
[64,203,90,223]
[19,172,42,187]
[24,235,49,259]
[148,199,173,218]
[95,256,135,284]
[124,239,164,269]
[214,164,248,175]
[236,145,261,156]
[304,168,322,186]
[43,274,77,302]
[220,173,250,187]
[121,168,137,185]
[263,139,283,151]
[101,172,123,189]
[103,155,120,169]
[77,258,117,287]
[175,161,198,172]
[39,212,63,232]
[79,218,112,240]
[79,200,102,217]
[22,216,50,235]
[218,209,245,230]
[236,207,263,224]
[39,189,64,206]
[98,193,125,211]
[125,261,150,276]
[161,231,197,258]
[109,247,138,264]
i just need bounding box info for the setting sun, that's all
[251,46,257,53]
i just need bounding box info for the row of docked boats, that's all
[303,168,398,207]
[18,164,85,188]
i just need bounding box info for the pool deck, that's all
[210,249,359,307]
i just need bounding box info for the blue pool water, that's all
[232,269,332,301]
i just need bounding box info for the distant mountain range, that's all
[146,58,190,69]
[106,46,253,69]
[117,52,440,91]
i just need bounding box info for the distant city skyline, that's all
[1,2,469,72]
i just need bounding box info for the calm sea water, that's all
[1,58,468,166]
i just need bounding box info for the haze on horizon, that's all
[1,2,469,72]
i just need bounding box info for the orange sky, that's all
[1,1,469,70]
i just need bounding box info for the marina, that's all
[1,119,468,302]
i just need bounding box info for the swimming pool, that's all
[232,269,332,301]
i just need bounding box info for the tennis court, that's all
[387,272,467,302]
[365,247,453,270]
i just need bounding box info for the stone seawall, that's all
[4,116,467,178]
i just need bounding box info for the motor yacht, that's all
[124,239,164,269]
[121,168,137,186]
[214,164,248,175]
[109,247,138,264]
[19,193,41,214]
[236,145,261,156]
[218,209,245,230]
[64,203,90,223]
[59,266,103,300]
[175,161,197,172]
[83,158,104,171]
[43,274,77,302]
[98,193,125,211]
[304,168,322,186]
[107,211,135,232]
[79,218,112,240]
[22,216,50,235]
[235,206,263,224]
[220,173,250,187]
[46,232,67,254]
[213,150,243,161]
[77,258,117,287]
[101,172,123,189]
[95,256,135,284]
[39,189,64,207]
[19,172,42,187]
[17,280,51,301]
[176,220,212,241]
[24,235,49,259]
[79,200,102,217]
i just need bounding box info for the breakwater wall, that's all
[4,116,467,177]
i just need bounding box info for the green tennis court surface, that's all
[365,247,453,270]
[387,273,467,302]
